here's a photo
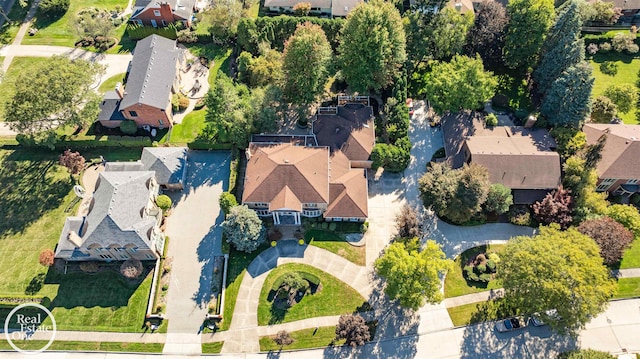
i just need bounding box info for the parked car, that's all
[406,98,414,116]
[530,309,559,327]
[495,317,528,332]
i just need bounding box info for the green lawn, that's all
[201,342,224,354]
[98,72,126,93]
[0,148,152,332]
[220,244,270,331]
[447,299,516,327]
[305,229,365,266]
[0,57,51,121]
[105,23,136,54]
[619,238,640,269]
[21,0,128,46]
[257,263,367,326]
[589,52,640,124]
[614,277,640,299]
[444,245,505,298]
[0,340,163,352]
[168,109,206,144]
[0,0,33,45]
[259,326,345,351]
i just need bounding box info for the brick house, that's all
[130,0,196,28]
[97,35,184,129]
[584,123,640,197]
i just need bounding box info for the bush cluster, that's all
[126,23,184,40]
[40,0,69,18]
[463,252,499,282]
[599,61,618,76]
[509,205,532,226]
[119,120,138,135]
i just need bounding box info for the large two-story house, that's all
[242,96,374,224]
[97,35,184,129]
[584,123,640,197]
[130,0,197,28]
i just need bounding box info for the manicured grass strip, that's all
[259,326,345,351]
[201,341,224,354]
[169,109,206,144]
[98,72,126,93]
[444,244,505,298]
[21,0,129,47]
[258,263,367,326]
[589,53,640,124]
[306,229,365,266]
[0,340,163,352]
[614,277,640,299]
[447,299,516,327]
[619,238,640,269]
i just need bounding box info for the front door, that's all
[273,211,300,225]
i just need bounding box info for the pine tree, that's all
[534,0,584,95]
[541,62,594,128]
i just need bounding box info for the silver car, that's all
[495,317,528,332]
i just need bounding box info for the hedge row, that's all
[187,141,233,150]
[16,134,153,149]
[270,271,321,292]
[583,30,640,46]
[237,16,344,55]
[0,296,49,308]
[126,23,185,41]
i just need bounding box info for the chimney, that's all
[115,82,124,99]
[524,115,537,128]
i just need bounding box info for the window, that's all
[153,10,161,16]
[158,119,164,126]
[304,203,318,208]
[161,20,167,26]
[146,254,154,259]
[129,110,138,117]
[256,210,269,216]
[627,179,639,184]
[596,178,617,191]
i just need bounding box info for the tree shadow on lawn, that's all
[0,152,72,235]
[45,265,151,309]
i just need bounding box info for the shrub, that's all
[38,249,55,267]
[162,284,169,291]
[587,43,599,55]
[58,149,86,176]
[476,263,487,273]
[612,32,636,53]
[463,265,474,276]
[156,195,172,212]
[219,192,238,215]
[395,204,421,239]
[194,98,206,110]
[360,222,369,233]
[532,186,573,229]
[599,42,612,52]
[578,216,634,265]
[475,253,487,264]
[335,313,370,347]
[509,206,532,226]
[79,261,99,273]
[514,108,528,120]
[273,330,294,347]
[321,222,328,230]
[298,239,305,245]
[177,29,198,44]
[119,120,138,135]
[172,94,189,112]
[488,252,500,263]
[599,61,618,76]
[271,240,277,247]
[591,96,617,124]
[293,2,311,16]
[120,259,143,279]
[328,222,337,231]
[485,113,498,126]
[478,273,492,282]
[467,272,480,281]
[491,93,509,109]
[40,0,69,17]
[486,260,496,271]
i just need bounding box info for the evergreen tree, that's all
[464,1,508,70]
[534,0,584,96]
[541,62,594,128]
[503,0,554,70]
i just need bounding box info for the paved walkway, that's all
[0,0,38,74]
[162,152,231,355]
[612,268,640,278]
[77,163,105,216]
[221,241,372,353]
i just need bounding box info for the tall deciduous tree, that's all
[282,22,332,105]
[446,164,491,224]
[498,225,616,335]
[590,96,617,123]
[202,0,243,43]
[420,55,497,113]
[578,216,634,265]
[503,0,554,70]
[58,149,86,176]
[533,185,574,229]
[603,84,638,114]
[374,240,452,310]
[418,162,458,215]
[335,314,370,347]
[464,1,508,70]
[540,62,594,128]
[338,0,406,93]
[5,56,104,148]
[484,183,513,214]
[395,204,422,239]
[222,205,267,253]
[426,7,474,61]
[534,0,584,96]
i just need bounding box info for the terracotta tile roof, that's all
[584,123,640,180]
[242,143,330,208]
[326,168,368,218]
[314,104,375,162]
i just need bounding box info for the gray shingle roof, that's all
[120,35,182,111]
[140,147,188,185]
[57,171,159,255]
[97,91,126,122]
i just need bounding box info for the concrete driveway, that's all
[162,151,231,355]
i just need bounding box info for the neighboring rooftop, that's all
[97,91,126,122]
[583,123,640,180]
[264,0,331,8]
[332,0,362,16]
[120,35,182,110]
[140,147,188,186]
[133,0,196,19]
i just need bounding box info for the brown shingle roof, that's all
[325,168,368,218]
[242,143,329,206]
[584,123,640,180]
[314,104,375,162]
